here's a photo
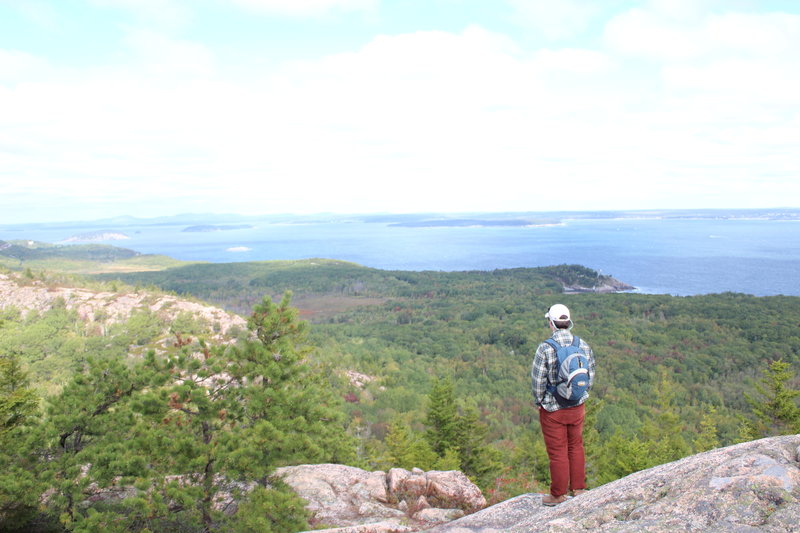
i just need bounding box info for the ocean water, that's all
[2,216,799,297]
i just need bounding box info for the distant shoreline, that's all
[182,224,255,232]
[4,207,798,229]
[2,211,799,297]
[389,218,557,228]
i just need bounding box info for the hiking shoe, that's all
[542,494,568,506]
[572,489,588,496]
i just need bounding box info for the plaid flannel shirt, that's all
[531,328,595,412]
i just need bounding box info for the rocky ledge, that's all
[425,434,800,532]
[0,273,245,341]
[77,436,800,533]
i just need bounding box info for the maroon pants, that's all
[539,404,586,497]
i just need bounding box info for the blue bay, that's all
[2,213,799,297]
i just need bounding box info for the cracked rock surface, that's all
[425,434,800,532]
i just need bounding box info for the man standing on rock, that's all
[531,303,595,505]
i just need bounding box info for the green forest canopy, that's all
[2,257,799,530]
[99,260,800,472]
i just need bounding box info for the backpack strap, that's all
[544,335,581,354]
[543,339,562,395]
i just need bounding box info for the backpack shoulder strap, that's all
[545,336,580,351]
[543,339,560,393]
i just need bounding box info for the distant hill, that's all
[0,240,138,261]
[0,240,191,274]
[95,259,631,317]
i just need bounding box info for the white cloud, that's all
[604,6,800,62]
[1,3,799,221]
[603,8,707,61]
[534,48,611,74]
[645,0,712,23]
[599,2,800,192]
[122,29,217,77]
[0,49,50,83]
[1,26,583,218]
[706,12,800,57]
[663,59,800,104]
[89,0,190,28]
[227,0,377,16]
[507,0,599,40]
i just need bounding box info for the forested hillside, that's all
[103,260,800,498]
[0,239,188,274]
[0,270,354,532]
[2,258,799,531]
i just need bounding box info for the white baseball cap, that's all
[545,304,571,322]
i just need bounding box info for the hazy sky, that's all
[1,0,799,223]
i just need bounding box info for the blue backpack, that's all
[544,336,591,407]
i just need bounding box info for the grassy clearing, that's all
[292,293,387,322]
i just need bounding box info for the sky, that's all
[1,0,799,223]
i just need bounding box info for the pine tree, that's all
[454,403,501,485]
[121,292,356,532]
[222,292,357,473]
[25,292,357,532]
[592,432,652,485]
[384,419,424,470]
[225,484,310,533]
[745,359,800,437]
[32,354,151,532]
[424,377,459,457]
[737,416,762,443]
[385,419,414,468]
[421,378,500,487]
[0,351,38,438]
[693,406,720,452]
[0,351,41,530]
[385,419,436,470]
[433,447,462,471]
[640,370,691,464]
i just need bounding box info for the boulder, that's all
[274,464,486,531]
[424,471,485,513]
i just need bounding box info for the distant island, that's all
[63,231,130,242]
[389,218,555,228]
[182,224,255,232]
